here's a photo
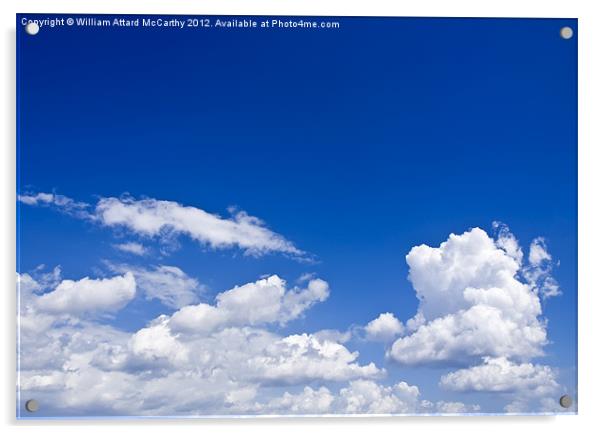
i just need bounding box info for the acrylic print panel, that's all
[16,14,577,418]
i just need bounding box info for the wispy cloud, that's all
[18,192,92,219]
[113,242,148,256]
[107,263,204,309]
[19,191,306,258]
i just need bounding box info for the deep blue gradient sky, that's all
[17,15,577,414]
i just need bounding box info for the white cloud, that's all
[337,380,421,414]
[528,237,552,266]
[18,192,55,205]
[262,380,481,415]
[266,386,334,414]
[523,237,561,298]
[19,192,304,257]
[390,227,547,365]
[18,324,384,415]
[503,400,527,413]
[245,333,383,384]
[18,192,91,219]
[493,221,523,265]
[440,357,559,396]
[30,265,63,289]
[170,275,328,333]
[539,278,561,299]
[18,271,386,415]
[18,272,42,296]
[312,328,352,344]
[389,305,547,365]
[365,312,404,342]
[108,263,203,309]
[20,371,66,392]
[129,316,190,366]
[17,222,567,415]
[35,272,136,315]
[96,196,303,256]
[404,227,527,322]
[266,380,425,415]
[440,356,566,414]
[113,242,147,256]
[435,401,480,413]
[537,396,574,413]
[383,225,568,414]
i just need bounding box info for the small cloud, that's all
[296,272,316,283]
[18,191,92,219]
[312,328,352,344]
[113,242,147,256]
[364,312,404,342]
[106,263,203,309]
[435,401,480,413]
[528,237,552,266]
[524,237,561,299]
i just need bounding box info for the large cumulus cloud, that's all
[389,227,551,365]
[379,225,568,413]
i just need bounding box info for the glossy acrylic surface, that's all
[16,14,577,418]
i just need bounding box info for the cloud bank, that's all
[18,271,405,416]
[17,211,567,415]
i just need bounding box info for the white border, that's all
[2,1,600,433]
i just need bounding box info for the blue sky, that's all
[17,15,577,417]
